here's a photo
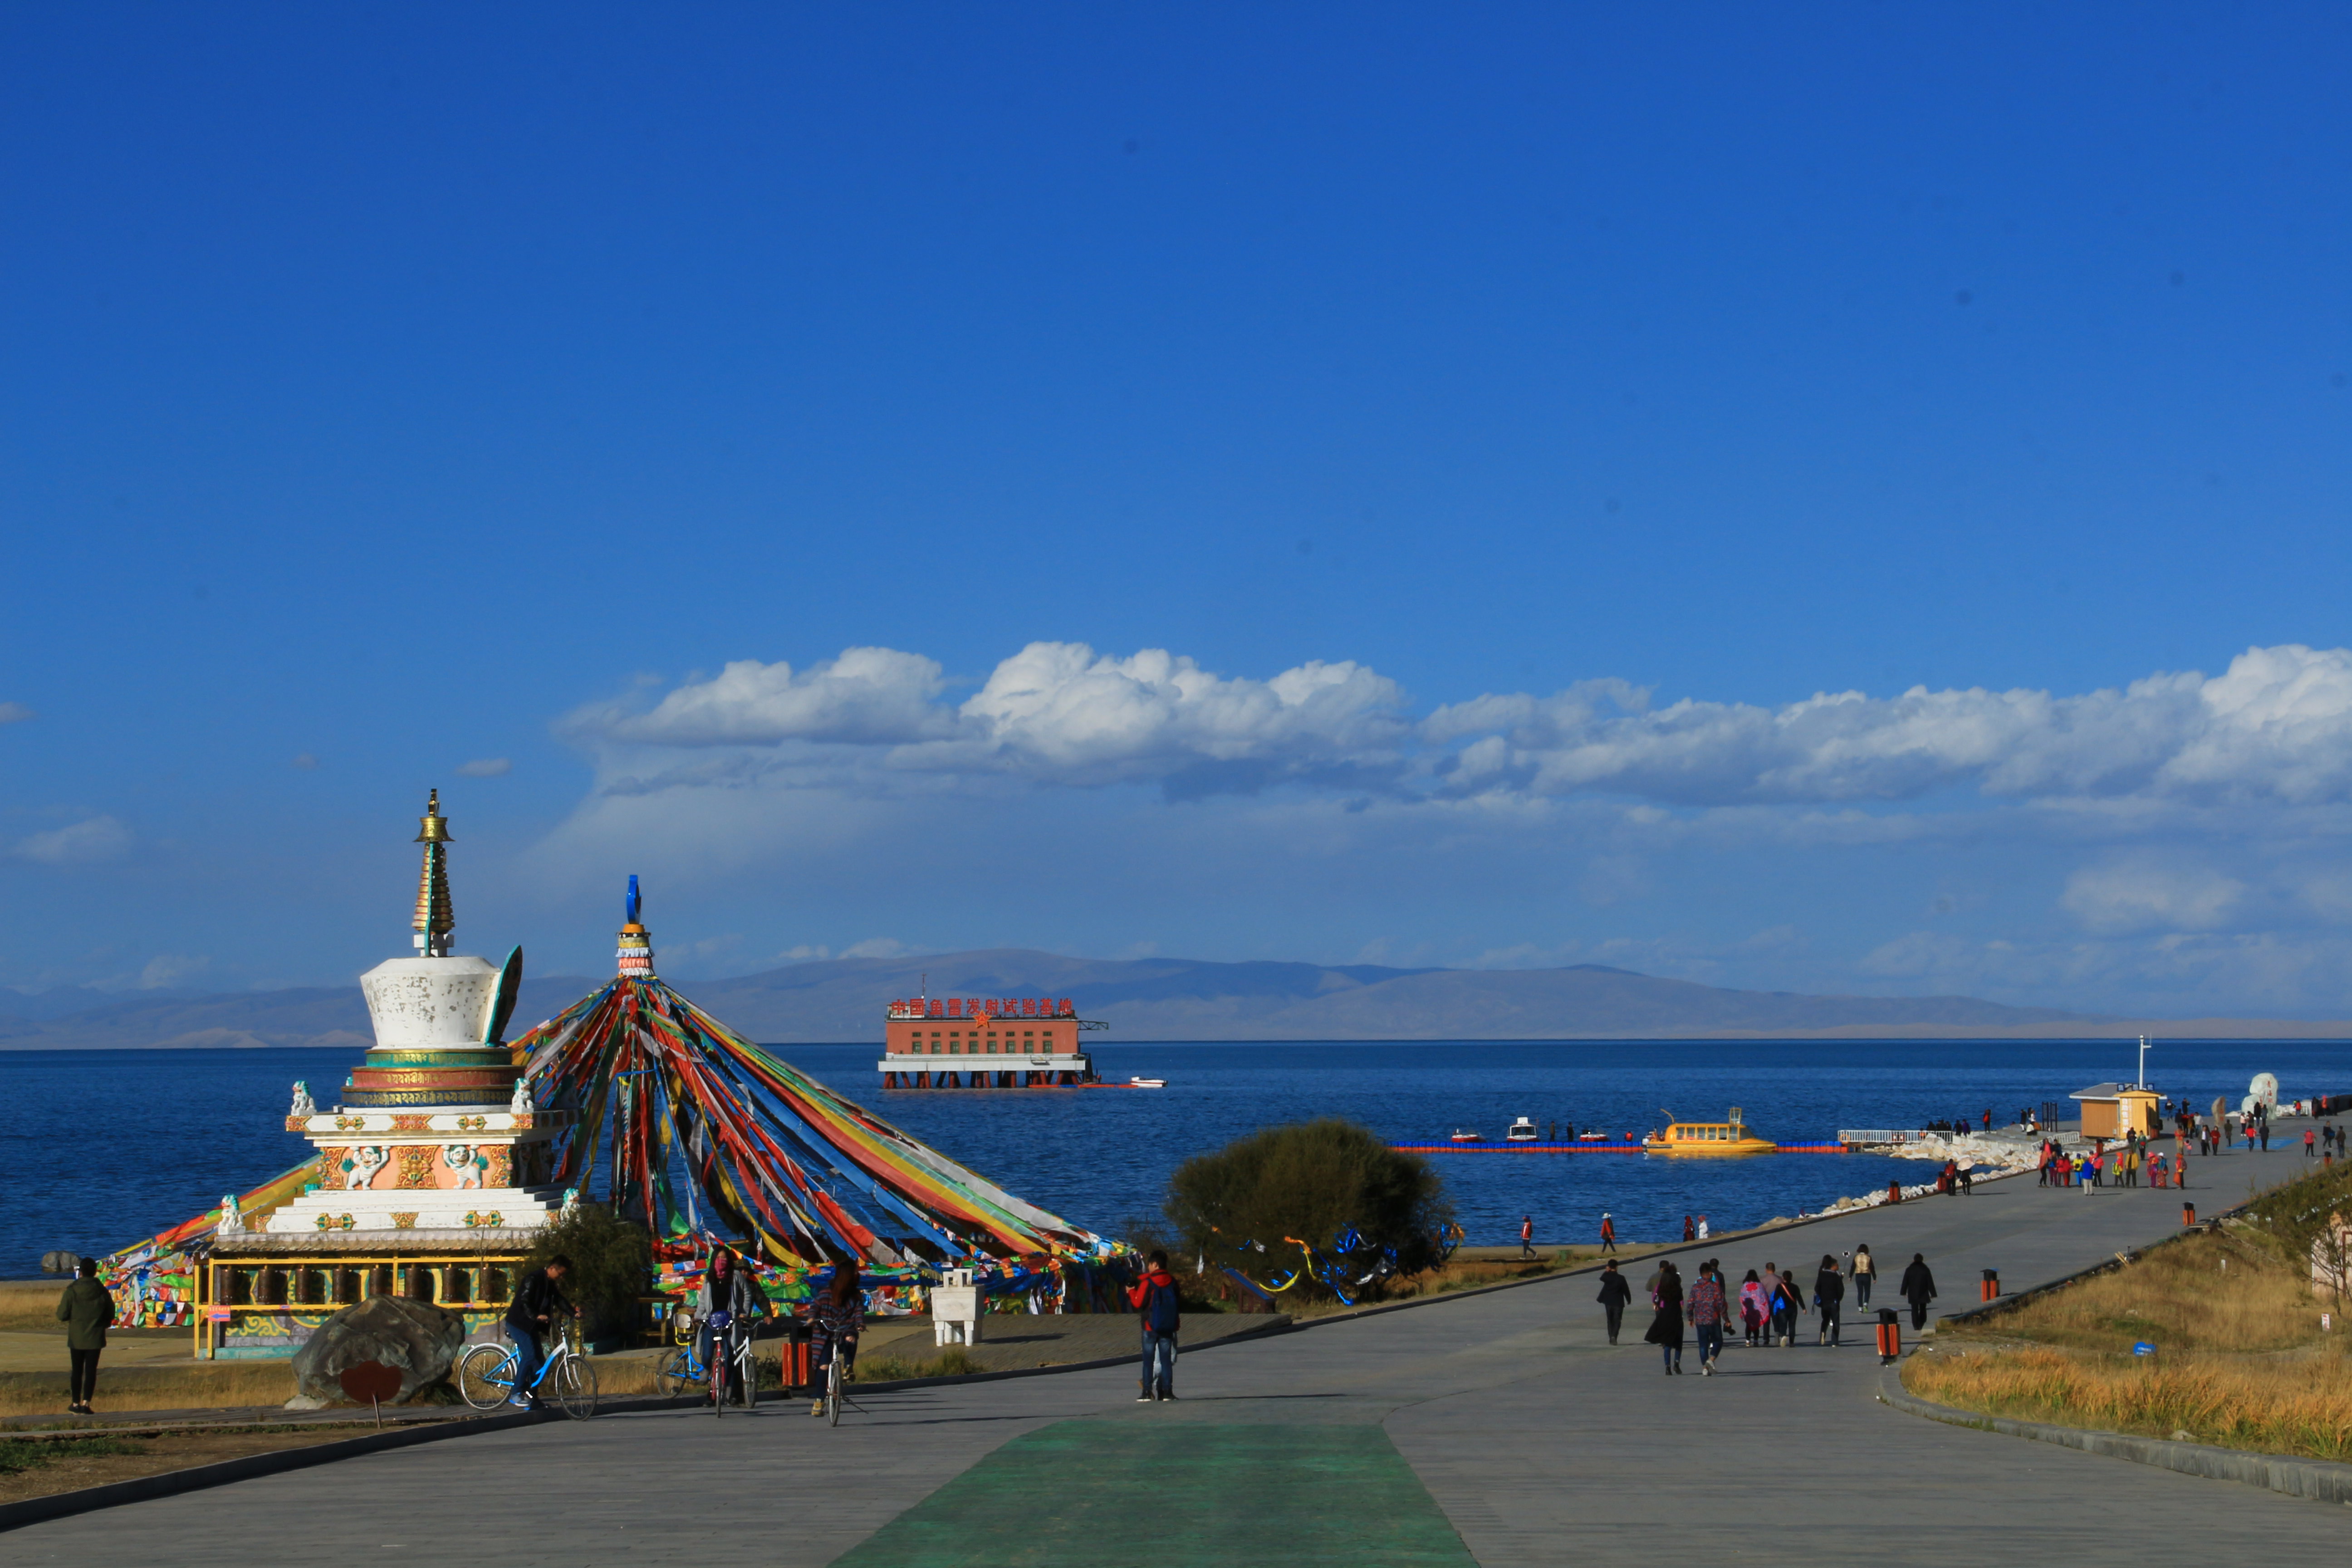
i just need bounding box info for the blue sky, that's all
[4,5,2349,1015]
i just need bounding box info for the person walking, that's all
[1598,1213,1617,1254]
[1851,1245,1875,1311]
[1126,1249,1181,1401]
[1900,1252,1937,1332]
[1642,1260,1686,1374]
[1774,1262,1806,1345]
[56,1258,113,1415]
[1813,1253,1845,1345]
[1595,1259,1632,1344]
[1687,1260,1729,1374]
[1682,1215,1696,1242]
[1738,1269,1767,1346]
[2308,1127,2318,1160]
[1519,1215,1536,1261]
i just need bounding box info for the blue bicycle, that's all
[456,1326,598,1419]
[657,1308,758,1414]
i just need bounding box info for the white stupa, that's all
[266,790,569,1235]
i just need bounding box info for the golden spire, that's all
[411,788,454,955]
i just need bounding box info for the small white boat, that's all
[1128,1076,1167,1089]
[1449,1128,1486,1144]
[1577,1130,1612,1142]
[1505,1117,1540,1143]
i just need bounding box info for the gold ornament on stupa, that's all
[412,788,454,955]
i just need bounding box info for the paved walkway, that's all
[6,1135,2339,1564]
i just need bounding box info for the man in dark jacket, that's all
[1126,1250,1180,1402]
[56,1258,113,1415]
[1899,1252,1936,1332]
[504,1255,573,1408]
[1595,1259,1632,1344]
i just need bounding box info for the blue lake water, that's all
[8,1038,2347,1277]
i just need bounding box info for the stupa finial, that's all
[617,874,655,979]
[411,789,454,955]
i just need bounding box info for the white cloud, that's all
[573,641,1408,797]
[137,953,210,989]
[955,643,1406,789]
[571,641,2352,812]
[12,817,131,866]
[2062,861,2249,933]
[1423,645,2352,809]
[585,647,952,747]
[0,702,33,725]
[456,757,513,777]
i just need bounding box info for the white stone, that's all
[360,956,501,1050]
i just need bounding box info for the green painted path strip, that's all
[832,1419,1475,1566]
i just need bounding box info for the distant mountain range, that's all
[6,949,2346,1049]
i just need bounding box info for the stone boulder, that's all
[290,1296,467,1406]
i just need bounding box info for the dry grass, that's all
[0,1281,82,1334]
[1905,1346,2352,1462]
[0,1361,299,1418]
[852,1345,982,1383]
[1915,1206,2352,1461]
[1943,1227,2321,1355]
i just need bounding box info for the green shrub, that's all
[520,1204,652,1345]
[1165,1118,1454,1297]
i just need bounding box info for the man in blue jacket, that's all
[1125,1250,1181,1402]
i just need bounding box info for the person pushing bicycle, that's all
[696,1246,766,1404]
[504,1254,575,1410]
[807,1261,861,1418]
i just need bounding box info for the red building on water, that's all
[877,995,1101,1088]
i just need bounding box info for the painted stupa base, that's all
[265,1183,567,1235]
[282,1100,571,1222]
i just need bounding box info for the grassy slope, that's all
[1909,1170,2352,1461]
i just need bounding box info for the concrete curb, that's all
[0,1406,556,1534]
[1876,1362,2352,1506]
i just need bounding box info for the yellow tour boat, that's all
[1643,1107,1778,1156]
